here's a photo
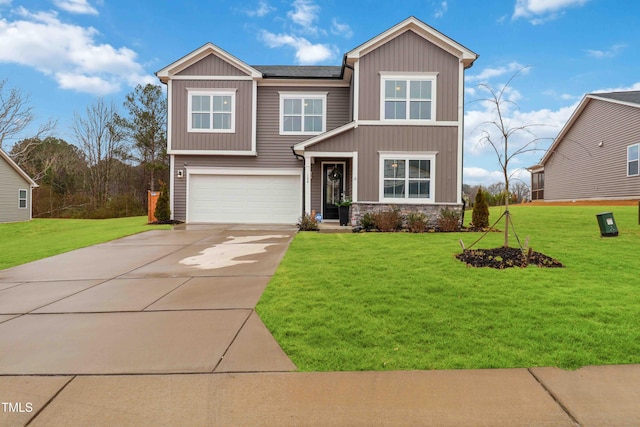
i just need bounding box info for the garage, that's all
[187,170,302,224]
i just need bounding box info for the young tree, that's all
[475,70,548,247]
[0,80,56,150]
[472,187,489,229]
[72,99,126,210]
[116,84,167,191]
[154,181,171,222]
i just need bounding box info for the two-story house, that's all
[156,17,477,224]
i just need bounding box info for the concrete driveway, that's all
[0,224,297,375]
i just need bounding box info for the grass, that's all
[0,217,171,270]
[256,205,640,371]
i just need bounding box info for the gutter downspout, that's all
[291,146,306,217]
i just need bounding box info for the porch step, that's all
[317,222,353,233]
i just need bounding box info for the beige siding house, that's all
[156,16,478,224]
[0,148,38,223]
[529,91,640,202]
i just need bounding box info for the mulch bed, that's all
[456,247,564,269]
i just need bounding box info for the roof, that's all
[0,148,38,187]
[252,65,343,79]
[538,90,640,166]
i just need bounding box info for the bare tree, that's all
[475,70,549,247]
[72,99,126,209]
[0,80,56,151]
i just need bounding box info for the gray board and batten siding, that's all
[0,155,32,223]
[358,30,460,122]
[544,98,640,201]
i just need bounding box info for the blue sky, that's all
[1,0,638,186]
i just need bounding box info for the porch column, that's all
[304,153,312,215]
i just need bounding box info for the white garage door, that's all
[188,172,302,224]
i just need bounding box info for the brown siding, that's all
[308,125,459,203]
[171,80,253,151]
[358,30,460,122]
[177,54,248,76]
[545,99,640,200]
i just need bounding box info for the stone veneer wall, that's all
[350,202,463,228]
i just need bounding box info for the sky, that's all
[1,0,639,187]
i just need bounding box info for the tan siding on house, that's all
[171,80,253,151]
[176,54,249,76]
[0,158,31,223]
[308,125,458,203]
[358,30,460,122]
[545,99,640,201]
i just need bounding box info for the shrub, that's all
[359,212,376,230]
[406,212,428,233]
[437,208,461,232]
[472,187,490,229]
[373,209,403,232]
[297,213,319,231]
[154,182,171,223]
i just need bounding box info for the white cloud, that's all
[513,0,589,24]
[434,1,448,19]
[586,43,626,59]
[288,0,319,28]
[466,62,527,83]
[0,7,152,95]
[245,0,275,17]
[260,30,336,64]
[331,18,352,38]
[53,0,98,15]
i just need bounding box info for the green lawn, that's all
[0,217,171,270]
[256,205,640,371]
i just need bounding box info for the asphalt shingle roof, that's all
[252,65,343,79]
[591,91,640,106]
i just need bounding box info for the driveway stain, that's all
[179,235,289,270]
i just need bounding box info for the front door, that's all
[322,163,344,220]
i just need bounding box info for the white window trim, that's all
[18,189,27,209]
[187,88,237,133]
[627,143,639,177]
[379,152,436,203]
[379,72,438,123]
[279,92,327,136]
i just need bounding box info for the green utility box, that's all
[596,212,619,237]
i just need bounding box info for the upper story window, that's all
[628,144,639,176]
[18,189,27,209]
[279,92,327,135]
[187,89,236,133]
[379,153,435,203]
[380,73,437,122]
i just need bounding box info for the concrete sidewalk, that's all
[1,226,640,425]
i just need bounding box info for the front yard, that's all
[0,217,171,270]
[256,205,640,371]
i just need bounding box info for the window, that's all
[188,89,236,133]
[279,93,327,135]
[18,189,27,209]
[380,154,435,202]
[628,144,639,176]
[381,73,436,121]
[531,172,544,201]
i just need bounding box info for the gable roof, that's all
[156,42,262,82]
[539,90,640,166]
[345,16,478,68]
[0,148,38,187]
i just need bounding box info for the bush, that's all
[373,209,403,232]
[406,212,428,233]
[359,212,376,230]
[437,208,461,232]
[154,182,171,223]
[297,213,319,231]
[472,187,490,229]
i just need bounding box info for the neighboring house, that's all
[528,91,640,202]
[156,16,478,224]
[0,148,38,223]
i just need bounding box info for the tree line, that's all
[1,81,168,219]
[463,181,530,208]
